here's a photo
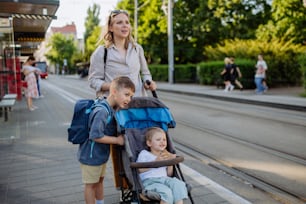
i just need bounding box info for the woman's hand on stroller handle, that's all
[145,80,157,98]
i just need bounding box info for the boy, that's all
[78,76,135,204]
[136,127,188,204]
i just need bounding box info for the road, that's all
[45,75,306,203]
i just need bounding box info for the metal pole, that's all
[134,0,138,42]
[168,0,174,84]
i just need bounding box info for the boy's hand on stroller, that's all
[116,135,124,145]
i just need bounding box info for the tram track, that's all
[177,119,306,166]
[174,120,306,204]
[159,91,306,128]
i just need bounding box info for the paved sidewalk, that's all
[0,78,304,204]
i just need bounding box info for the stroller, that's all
[113,94,194,204]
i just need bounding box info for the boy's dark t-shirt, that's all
[77,101,116,166]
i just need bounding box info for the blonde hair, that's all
[98,10,136,49]
[145,127,166,142]
[224,57,231,64]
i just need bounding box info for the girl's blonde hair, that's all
[97,10,136,49]
[145,127,166,142]
[224,57,231,64]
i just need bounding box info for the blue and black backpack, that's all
[67,99,110,144]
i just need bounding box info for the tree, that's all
[45,33,77,73]
[86,26,102,56]
[256,0,306,44]
[117,0,272,64]
[83,3,101,60]
[116,0,165,63]
[206,0,271,40]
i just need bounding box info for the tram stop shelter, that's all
[0,0,59,101]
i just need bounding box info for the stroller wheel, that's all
[120,188,133,203]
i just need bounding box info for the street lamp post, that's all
[136,0,174,84]
[167,0,174,84]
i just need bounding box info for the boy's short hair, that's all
[110,76,135,93]
[145,127,165,142]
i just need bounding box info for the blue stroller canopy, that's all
[116,97,176,131]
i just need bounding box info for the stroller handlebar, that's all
[130,155,184,169]
[145,80,158,98]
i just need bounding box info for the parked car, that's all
[76,62,89,78]
[35,61,48,79]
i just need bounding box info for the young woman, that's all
[88,10,157,198]
[88,10,156,98]
[21,56,40,111]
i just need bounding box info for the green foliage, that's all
[149,64,197,83]
[207,0,271,40]
[137,0,167,64]
[45,33,77,72]
[256,0,306,44]
[83,3,101,61]
[298,53,306,91]
[148,64,168,82]
[84,4,100,44]
[85,26,102,61]
[174,64,197,83]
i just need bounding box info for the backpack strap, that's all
[102,47,108,80]
[88,99,112,158]
[93,99,112,123]
[104,47,108,65]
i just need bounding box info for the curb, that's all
[158,88,306,112]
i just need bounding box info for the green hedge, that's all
[298,53,306,92]
[149,64,197,83]
[197,59,256,89]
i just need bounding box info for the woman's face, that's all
[110,13,130,40]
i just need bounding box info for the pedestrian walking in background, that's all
[88,9,156,98]
[33,62,44,98]
[230,57,243,91]
[220,57,234,92]
[254,54,268,94]
[78,76,135,204]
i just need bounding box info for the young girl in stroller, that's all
[136,127,188,204]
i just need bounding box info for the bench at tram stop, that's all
[0,94,17,122]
